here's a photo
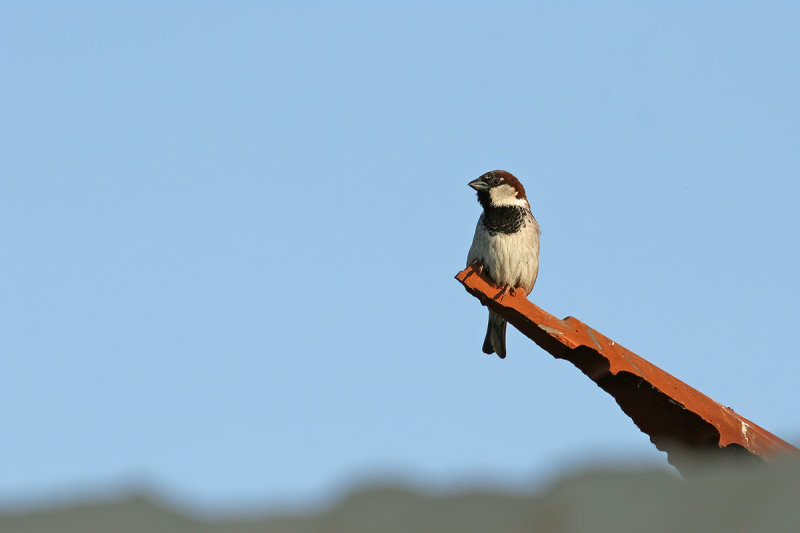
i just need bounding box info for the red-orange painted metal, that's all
[456,265,798,467]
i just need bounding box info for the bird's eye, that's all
[491,177,501,185]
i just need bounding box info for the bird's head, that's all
[469,170,528,209]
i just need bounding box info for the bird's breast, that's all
[467,212,540,293]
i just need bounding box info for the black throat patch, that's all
[481,205,528,235]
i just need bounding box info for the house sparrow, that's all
[466,170,540,358]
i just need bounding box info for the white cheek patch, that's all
[489,184,528,207]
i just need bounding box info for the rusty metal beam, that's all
[455,265,798,471]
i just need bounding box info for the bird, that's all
[466,170,540,358]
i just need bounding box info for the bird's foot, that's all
[463,260,485,282]
[493,285,513,300]
[492,285,523,300]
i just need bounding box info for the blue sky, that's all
[2,1,799,512]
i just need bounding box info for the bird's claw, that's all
[492,285,522,300]
[467,262,521,301]
[493,285,512,300]
[463,260,485,282]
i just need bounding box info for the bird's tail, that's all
[482,310,507,359]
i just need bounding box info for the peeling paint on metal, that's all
[586,326,603,351]
[741,421,751,444]
[539,325,563,335]
[620,351,644,375]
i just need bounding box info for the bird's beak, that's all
[468,178,489,191]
